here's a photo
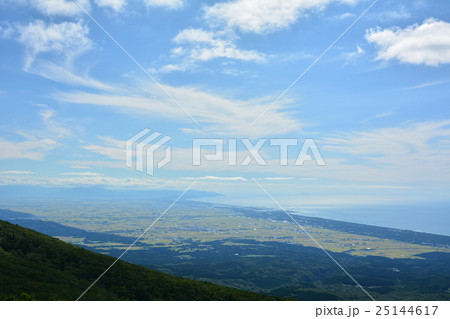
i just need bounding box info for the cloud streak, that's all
[0,137,57,160]
[54,81,301,137]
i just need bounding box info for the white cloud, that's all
[60,172,104,176]
[320,120,450,182]
[0,23,14,38]
[335,12,354,20]
[162,0,361,70]
[0,137,57,160]
[324,120,450,157]
[0,171,34,175]
[174,28,216,45]
[162,28,265,71]
[165,0,364,70]
[93,0,126,12]
[345,45,365,61]
[0,107,74,160]
[164,121,450,184]
[371,111,393,119]
[180,128,203,134]
[143,0,183,10]
[30,60,112,90]
[2,19,112,89]
[38,107,73,139]
[187,176,247,181]
[12,20,91,70]
[5,0,124,15]
[369,6,411,22]
[366,18,450,66]
[360,111,394,124]
[13,0,91,17]
[67,160,125,169]
[83,144,124,160]
[360,185,411,189]
[360,111,393,124]
[159,63,189,73]
[7,105,74,148]
[404,80,450,90]
[61,120,450,188]
[174,28,265,62]
[204,0,332,34]
[339,0,358,5]
[0,175,194,190]
[82,136,126,160]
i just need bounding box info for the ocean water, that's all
[199,196,450,236]
[296,204,450,236]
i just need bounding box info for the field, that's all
[2,200,449,259]
[2,200,450,300]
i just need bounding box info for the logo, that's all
[126,129,326,176]
[126,129,172,176]
[192,138,325,166]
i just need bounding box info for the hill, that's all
[0,220,281,301]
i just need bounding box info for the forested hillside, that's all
[0,220,282,301]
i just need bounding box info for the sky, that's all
[0,0,450,212]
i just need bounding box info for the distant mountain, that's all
[0,220,282,301]
[0,185,222,201]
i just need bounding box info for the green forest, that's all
[0,220,282,301]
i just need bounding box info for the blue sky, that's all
[0,0,450,210]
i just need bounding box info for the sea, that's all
[293,204,450,236]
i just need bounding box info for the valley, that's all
[1,200,450,301]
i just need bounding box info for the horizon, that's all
[0,183,449,236]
